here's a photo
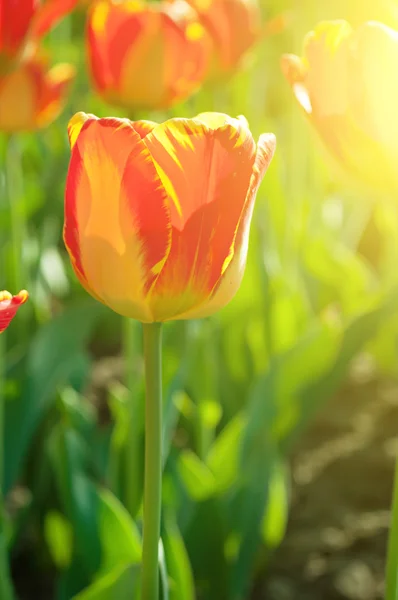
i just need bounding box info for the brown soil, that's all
[258,357,398,600]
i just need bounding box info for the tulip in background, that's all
[186,0,261,76]
[64,110,275,599]
[0,0,77,71]
[281,20,398,195]
[0,290,29,333]
[0,52,75,131]
[0,0,76,132]
[87,0,211,111]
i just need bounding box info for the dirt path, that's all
[259,361,398,600]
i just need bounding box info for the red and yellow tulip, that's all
[0,0,77,70]
[86,0,211,110]
[0,52,75,132]
[0,290,28,333]
[186,0,260,75]
[64,111,276,322]
[282,20,398,194]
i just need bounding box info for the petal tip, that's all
[68,112,96,148]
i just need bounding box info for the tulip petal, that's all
[87,0,210,110]
[31,0,79,39]
[178,133,276,320]
[186,0,260,71]
[132,119,158,139]
[145,117,257,320]
[36,62,75,128]
[0,56,74,132]
[64,116,171,321]
[0,0,35,58]
[0,290,28,333]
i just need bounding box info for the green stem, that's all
[0,333,15,600]
[141,322,163,600]
[4,135,25,293]
[386,457,398,600]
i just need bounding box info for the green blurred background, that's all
[2,0,398,599]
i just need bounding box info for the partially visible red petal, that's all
[187,0,259,71]
[36,62,75,127]
[0,56,74,132]
[0,0,36,58]
[31,0,79,39]
[0,290,28,333]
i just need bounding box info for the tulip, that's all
[186,0,261,75]
[281,20,398,194]
[64,111,276,322]
[0,290,28,333]
[0,0,77,70]
[86,0,211,110]
[0,53,75,132]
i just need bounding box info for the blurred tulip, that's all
[64,111,276,322]
[86,0,211,110]
[0,52,75,131]
[282,20,398,194]
[0,0,78,70]
[0,290,28,333]
[186,0,261,75]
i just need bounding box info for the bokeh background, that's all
[2,0,398,599]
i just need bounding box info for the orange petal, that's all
[145,116,257,320]
[64,116,171,321]
[0,290,28,333]
[36,62,75,127]
[132,119,158,139]
[0,57,74,132]
[87,0,210,110]
[31,0,79,39]
[178,133,276,320]
[186,0,260,72]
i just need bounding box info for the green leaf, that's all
[73,564,139,600]
[96,487,141,577]
[49,426,101,576]
[4,300,106,493]
[177,450,216,501]
[44,511,73,570]
[228,452,273,600]
[261,459,289,548]
[162,515,195,600]
[184,499,229,600]
[49,425,141,579]
[206,413,246,495]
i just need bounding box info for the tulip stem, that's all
[4,135,25,294]
[141,322,163,600]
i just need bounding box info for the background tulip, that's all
[0,53,75,131]
[64,111,275,322]
[281,20,398,194]
[0,290,28,333]
[186,0,261,75]
[0,0,78,70]
[86,0,211,110]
